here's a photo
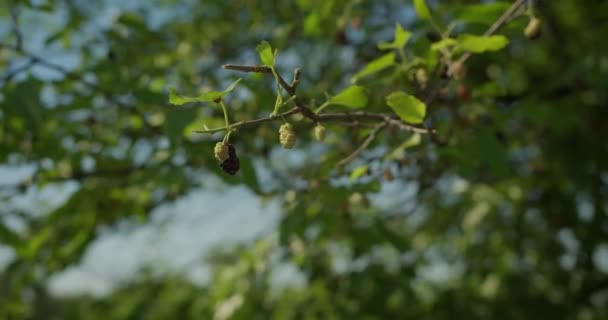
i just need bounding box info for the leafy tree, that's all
[1,0,607,319]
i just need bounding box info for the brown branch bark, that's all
[453,0,527,70]
[224,64,319,121]
[337,122,387,167]
[195,107,432,135]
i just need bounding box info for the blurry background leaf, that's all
[414,0,432,20]
[1,1,607,319]
[351,52,396,83]
[169,79,242,105]
[378,24,411,50]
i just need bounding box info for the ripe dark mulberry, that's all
[219,143,240,175]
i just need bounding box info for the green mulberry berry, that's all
[314,124,326,142]
[214,142,230,163]
[279,123,296,149]
[524,16,541,40]
[415,68,428,88]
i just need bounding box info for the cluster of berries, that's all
[214,142,239,175]
[214,122,329,175]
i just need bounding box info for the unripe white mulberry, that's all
[214,142,230,163]
[279,123,296,149]
[415,68,428,88]
[450,61,466,80]
[314,124,326,142]
[524,16,541,39]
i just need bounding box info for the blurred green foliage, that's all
[1,0,608,319]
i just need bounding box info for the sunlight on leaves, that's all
[256,41,276,67]
[328,85,368,109]
[386,91,426,124]
[431,38,457,51]
[350,165,369,182]
[351,52,396,83]
[458,34,509,53]
[378,24,411,50]
[387,133,422,160]
[169,79,242,105]
[414,0,432,20]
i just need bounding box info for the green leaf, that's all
[58,228,91,259]
[304,12,322,36]
[239,158,261,194]
[168,78,241,105]
[19,227,52,260]
[431,38,457,51]
[402,132,422,149]
[0,222,21,247]
[256,41,276,67]
[374,219,410,251]
[386,91,426,124]
[328,85,368,109]
[387,133,422,160]
[378,24,411,50]
[456,2,511,24]
[351,52,396,83]
[221,78,242,94]
[350,165,369,182]
[414,0,432,20]
[165,108,197,140]
[458,34,509,53]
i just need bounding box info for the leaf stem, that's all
[219,100,230,134]
[315,101,330,114]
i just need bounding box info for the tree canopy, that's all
[1,0,608,319]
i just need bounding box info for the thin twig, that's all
[291,68,301,90]
[223,64,272,73]
[223,64,319,121]
[224,64,293,93]
[319,111,432,134]
[0,41,135,112]
[0,57,36,85]
[194,108,433,135]
[9,3,23,50]
[337,122,387,167]
[453,0,527,69]
[208,62,434,135]
[418,0,526,146]
[194,107,300,133]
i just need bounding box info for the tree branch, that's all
[0,42,133,111]
[221,64,433,136]
[453,0,527,70]
[337,122,387,167]
[194,107,432,135]
[223,64,319,121]
[9,2,23,50]
[291,68,302,90]
[0,57,36,85]
[319,111,431,134]
[194,107,301,133]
